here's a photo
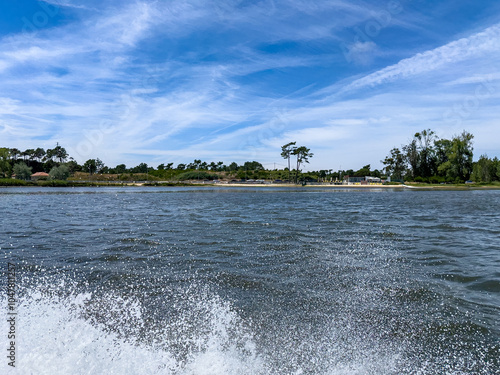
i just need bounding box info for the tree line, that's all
[0,145,282,181]
[381,129,499,183]
[0,141,345,183]
[1,130,498,184]
[0,144,72,181]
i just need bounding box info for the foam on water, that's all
[1,278,264,375]
[0,275,412,375]
[2,268,499,375]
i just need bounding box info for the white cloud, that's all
[4,46,74,62]
[0,97,20,115]
[42,0,93,9]
[342,41,379,65]
[344,23,500,92]
[94,2,154,46]
[445,73,500,86]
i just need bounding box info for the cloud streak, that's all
[343,23,500,92]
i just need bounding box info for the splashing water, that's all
[1,277,264,375]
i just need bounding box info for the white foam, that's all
[0,288,264,375]
[1,280,491,375]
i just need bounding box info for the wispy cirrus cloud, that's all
[1,0,499,169]
[342,23,500,93]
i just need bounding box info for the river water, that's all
[1,187,499,374]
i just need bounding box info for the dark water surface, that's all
[1,187,499,374]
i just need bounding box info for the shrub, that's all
[13,162,32,180]
[49,165,70,180]
[429,176,444,184]
[37,180,69,187]
[0,178,30,186]
[414,176,425,183]
[177,171,217,180]
[119,174,132,181]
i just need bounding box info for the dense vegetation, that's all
[382,129,499,184]
[1,130,498,185]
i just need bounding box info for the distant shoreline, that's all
[1,180,500,189]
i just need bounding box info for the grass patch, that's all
[176,171,218,180]
[0,178,31,186]
[143,182,196,187]
[36,180,70,187]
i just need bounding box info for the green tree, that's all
[44,148,54,162]
[228,162,238,171]
[292,146,313,183]
[115,164,127,174]
[24,149,36,164]
[437,131,474,182]
[13,162,32,180]
[49,165,70,180]
[53,144,68,163]
[0,148,12,177]
[434,139,452,173]
[187,159,202,170]
[9,148,20,161]
[83,159,97,175]
[403,140,419,180]
[95,158,105,173]
[243,161,264,171]
[354,164,371,177]
[65,159,81,173]
[21,150,30,161]
[472,155,499,183]
[382,147,406,180]
[472,155,490,183]
[45,144,68,163]
[43,159,57,173]
[131,162,148,174]
[34,148,45,162]
[448,131,474,182]
[414,129,437,178]
[281,142,296,182]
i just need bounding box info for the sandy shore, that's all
[194,183,403,188]
[178,182,500,189]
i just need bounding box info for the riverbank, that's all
[0,178,193,187]
[2,178,500,189]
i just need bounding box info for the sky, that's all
[0,0,499,171]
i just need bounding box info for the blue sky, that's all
[1,0,499,171]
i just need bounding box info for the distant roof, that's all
[31,172,49,177]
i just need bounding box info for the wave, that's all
[2,274,498,375]
[0,279,263,375]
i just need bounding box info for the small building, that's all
[365,176,382,184]
[343,176,364,184]
[31,172,50,181]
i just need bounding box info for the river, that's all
[1,187,499,374]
